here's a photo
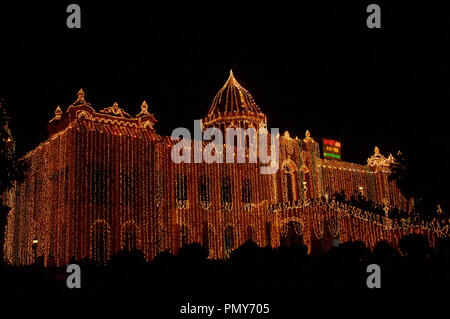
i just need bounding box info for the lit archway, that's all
[281,160,298,202]
[121,220,140,251]
[280,217,303,247]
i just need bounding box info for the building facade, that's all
[5,71,438,266]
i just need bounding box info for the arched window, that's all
[242,178,252,204]
[91,221,110,265]
[221,176,232,209]
[175,173,188,201]
[224,225,234,255]
[122,222,139,251]
[199,174,210,208]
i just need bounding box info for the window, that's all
[121,169,137,205]
[91,164,110,205]
[242,178,252,204]
[224,225,234,255]
[199,174,211,208]
[175,173,188,208]
[221,176,232,209]
[175,173,188,201]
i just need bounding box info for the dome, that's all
[203,70,266,129]
[207,70,261,115]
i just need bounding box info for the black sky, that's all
[0,0,449,166]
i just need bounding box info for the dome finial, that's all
[141,100,148,111]
[228,69,235,82]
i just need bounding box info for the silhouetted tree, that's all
[399,234,430,260]
[177,242,208,264]
[0,101,28,263]
[373,240,399,262]
[230,240,263,265]
[109,249,146,270]
[389,151,415,213]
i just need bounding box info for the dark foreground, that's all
[1,234,449,302]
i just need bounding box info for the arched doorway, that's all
[121,221,139,251]
[280,220,303,247]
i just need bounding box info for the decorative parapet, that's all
[47,89,158,135]
[367,146,394,168]
[100,102,131,118]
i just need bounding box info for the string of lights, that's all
[3,74,448,266]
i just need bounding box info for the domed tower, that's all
[203,70,266,132]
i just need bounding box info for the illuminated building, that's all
[3,71,446,265]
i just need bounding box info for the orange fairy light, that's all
[3,74,447,266]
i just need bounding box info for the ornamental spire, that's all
[75,88,86,104]
[99,102,131,118]
[303,129,315,143]
[135,100,157,129]
[374,146,380,156]
[49,106,62,122]
[387,153,396,164]
[136,100,152,117]
[367,146,390,168]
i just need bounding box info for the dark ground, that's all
[2,235,449,304]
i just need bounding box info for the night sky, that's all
[0,1,449,167]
